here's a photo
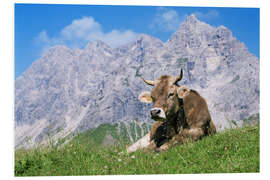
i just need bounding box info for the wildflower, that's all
[131,155,135,159]
[104,165,108,169]
[118,158,122,162]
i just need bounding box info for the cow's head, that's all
[139,69,190,122]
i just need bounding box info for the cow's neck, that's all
[174,99,188,132]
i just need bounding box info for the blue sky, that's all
[14,4,259,78]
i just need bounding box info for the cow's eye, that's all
[168,92,174,98]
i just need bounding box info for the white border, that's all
[1,0,269,180]
[13,0,260,8]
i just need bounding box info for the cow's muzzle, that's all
[150,108,166,121]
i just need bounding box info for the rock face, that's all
[15,14,259,148]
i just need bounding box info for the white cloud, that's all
[60,17,103,41]
[194,10,220,21]
[150,8,184,32]
[103,30,139,48]
[35,16,139,51]
[36,30,50,43]
[34,30,63,52]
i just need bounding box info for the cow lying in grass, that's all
[127,70,216,153]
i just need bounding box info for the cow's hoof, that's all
[159,144,169,151]
[154,148,160,153]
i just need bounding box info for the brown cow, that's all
[139,69,216,151]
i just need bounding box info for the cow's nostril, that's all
[150,108,166,120]
[151,108,161,116]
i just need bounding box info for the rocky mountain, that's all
[15,14,259,148]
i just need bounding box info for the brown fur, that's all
[150,121,163,140]
[141,74,216,152]
[156,89,216,151]
[182,90,216,135]
[151,75,181,121]
[145,75,186,151]
[149,121,179,148]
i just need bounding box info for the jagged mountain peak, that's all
[116,33,163,56]
[128,33,164,49]
[215,25,233,38]
[137,33,162,43]
[217,25,228,30]
[41,45,72,57]
[84,40,112,50]
[165,14,218,52]
[82,40,117,60]
[15,15,259,148]
[184,13,200,24]
[175,13,215,33]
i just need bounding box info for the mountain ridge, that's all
[15,14,259,148]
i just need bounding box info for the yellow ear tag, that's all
[139,91,152,103]
[145,96,152,102]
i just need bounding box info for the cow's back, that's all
[183,90,215,132]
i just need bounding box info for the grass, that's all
[70,122,151,147]
[15,124,259,176]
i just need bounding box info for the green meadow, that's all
[15,123,259,176]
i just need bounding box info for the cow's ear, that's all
[138,91,152,103]
[177,86,190,99]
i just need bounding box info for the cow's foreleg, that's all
[150,121,163,140]
[145,140,157,151]
[156,127,205,152]
[126,132,151,153]
[156,135,181,151]
[178,127,204,143]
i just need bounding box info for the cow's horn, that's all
[174,69,183,84]
[141,77,155,86]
